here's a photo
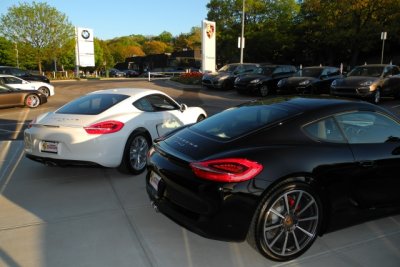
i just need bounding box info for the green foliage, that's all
[0,37,15,66]
[0,1,74,72]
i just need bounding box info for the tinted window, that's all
[146,94,178,111]
[56,93,129,115]
[190,105,291,140]
[348,66,384,77]
[296,68,322,78]
[303,117,345,142]
[335,111,400,144]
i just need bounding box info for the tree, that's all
[0,1,74,73]
[0,37,15,66]
[207,0,300,64]
[142,40,169,55]
[295,0,400,66]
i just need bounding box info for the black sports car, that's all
[330,64,400,104]
[234,64,297,96]
[277,66,342,94]
[146,96,400,261]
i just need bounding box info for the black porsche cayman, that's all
[146,96,400,261]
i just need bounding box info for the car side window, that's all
[303,117,346,142]
[335,111,400,144]
[3,77,22,84]
[393,67,400,75]
[133,98,154,112]
[145,94,178,111]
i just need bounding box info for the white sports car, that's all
[0,74,55,97]
[24,88,207,174]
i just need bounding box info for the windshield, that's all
[190,104,292,140]
[255,66,275,75]
[348,66,384,77]
[56,93,129,115]
[295,68,322,78]
[218,64,239,72]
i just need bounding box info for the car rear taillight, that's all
[84,120,124,134]
[190,158,263,183]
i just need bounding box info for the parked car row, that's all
[203,63,400,104]
[0,65,50,83]
[0,73,54,109]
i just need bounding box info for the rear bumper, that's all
[146,150,261,241]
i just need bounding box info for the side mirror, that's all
[180,103,187,112]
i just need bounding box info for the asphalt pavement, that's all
[0,140,399,267]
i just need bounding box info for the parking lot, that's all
[1,79,400,267]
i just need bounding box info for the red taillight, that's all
[84,120,124,134]
[190,158,263,183]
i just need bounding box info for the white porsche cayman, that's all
[24,88,207,174]
[0,74,55,97]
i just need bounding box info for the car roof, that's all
[89,88,165,98]
[354,64,398,67]
[241,96,376,116]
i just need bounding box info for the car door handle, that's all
[359,161,375,168]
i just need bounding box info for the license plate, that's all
[149,171,162,191]
[41,141,58,153]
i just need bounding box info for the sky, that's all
[0,0,210,40]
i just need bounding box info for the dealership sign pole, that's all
[75,27,95,78]
[201,20,216,73]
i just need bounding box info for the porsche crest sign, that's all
[201,20,216,72]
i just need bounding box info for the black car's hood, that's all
[334,76,379,86]
[237,74,270,82]
[285,77,318,85]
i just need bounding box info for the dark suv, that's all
[0,66,50,83]
[202,63,260,90]
[234,64,297,96]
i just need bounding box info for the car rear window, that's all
[56,93,129,115]
[190,104,292,140]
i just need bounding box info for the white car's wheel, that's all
[119,131,150,174]
[38,86,50,97]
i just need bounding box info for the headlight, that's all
[331,80,337,87]
[217,75,229,81]
[250,78,260,84]
[299,80,311,86]
[277,79,286,87]
[360,80,373,86]
[235,77,240,83]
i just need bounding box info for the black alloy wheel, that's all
[248,182,322,261]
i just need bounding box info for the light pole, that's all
[14,42,19,68]
[381,32,387,64]
[240,0,245,63]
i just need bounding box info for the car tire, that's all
[247,181,322,261]
[119,131,151,175]
[222,80,231,90]
[24,94,41,108]
[259,85,269,97]
[38,86,50,97]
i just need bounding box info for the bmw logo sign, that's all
[81,30,90,39]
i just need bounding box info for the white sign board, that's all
[75,27,95,67]
[201,20,216,73]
